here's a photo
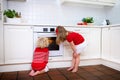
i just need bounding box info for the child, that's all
[29,37,49,76]
[56,26,87,72]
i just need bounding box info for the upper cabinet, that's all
[60,0,116,6]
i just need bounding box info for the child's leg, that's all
[72,54,80,72]
[67,54,76,71]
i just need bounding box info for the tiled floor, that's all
[0,65,120,80]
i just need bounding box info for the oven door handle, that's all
[34,33,57,37]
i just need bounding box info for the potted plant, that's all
[4,9,21,23]
[82,17,94,25]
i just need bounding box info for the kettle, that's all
[102,19,110,25]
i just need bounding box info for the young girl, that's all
[29,37,49,76]
[56,26,87,72]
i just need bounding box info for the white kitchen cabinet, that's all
[0,23,4,64]
[86,28,101,59]
[110,27,120,63]
[102,26,120,64]
[0,25,4,64]
[101,28,110,60]
[4,25,33,64]
[64,27,101,60]
[0,0,4,64]
[60,0,116,6]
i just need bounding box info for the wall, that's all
[106,0,120,24]
[7,0,107,25]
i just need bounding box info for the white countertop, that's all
[3,23,120,28]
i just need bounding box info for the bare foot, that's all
[71,69,78,73]
[67,67,73,71]
[29,70,35,76]
[29,71,40,76]
[30,70,46,76]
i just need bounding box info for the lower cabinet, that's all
[102,28,111,60]
[64,27,101,60]
[110,27,120,63]
[4,25,33,64]
[0,26,4,64]
[84,28,101,59]
[102,27,120,64]
[4,25,120,65]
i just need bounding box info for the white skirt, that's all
[75,40,87,54]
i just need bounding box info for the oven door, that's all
[33,33,63,57]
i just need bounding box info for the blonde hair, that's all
[56,26,67,44]
[36,37,49,48]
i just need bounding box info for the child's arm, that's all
[69,41,78,58]
[69,41,77,53]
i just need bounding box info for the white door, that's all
[65,27,101,59]
[86,28,101,59]
[0,23,4,64]
[101,28,111,60]
[33,33,63,57]
[4,25,33,64]
[0,0,4,64]
[110,27,120,63]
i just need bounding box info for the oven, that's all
[33,26,63,57]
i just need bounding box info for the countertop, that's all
[3,23,120,28]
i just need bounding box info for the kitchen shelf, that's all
[60,0,116,7]
[7,0,26,1]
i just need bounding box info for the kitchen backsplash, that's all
[6,0,120,25]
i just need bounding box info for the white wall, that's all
[7,0,107,25]
[106,0,120,24]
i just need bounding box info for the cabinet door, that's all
[4,25,33,64]
[85,28,101,59]
[0,0,4,64]
[110,27,120,63]
[65,27,101,59]
[64,27,90,59]
[73,28,101,59]
[0,25,4,64]
[102,28,110,60]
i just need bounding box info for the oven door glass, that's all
[34,33,63,57]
